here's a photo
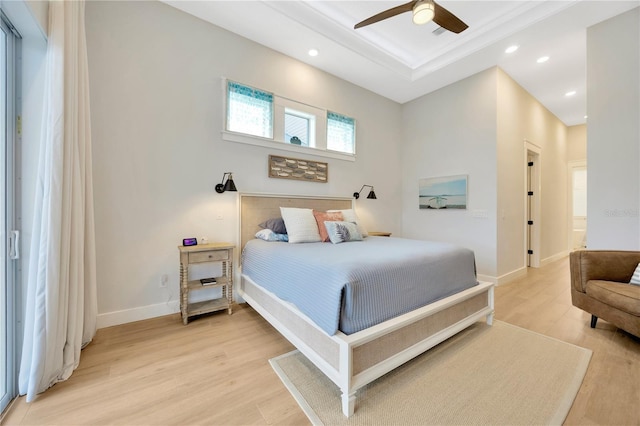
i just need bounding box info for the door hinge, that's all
[527,191,534,196]
[17,115,22,137]
[527,249,533,255]
[527,220,533,225]
[528,161,534,167]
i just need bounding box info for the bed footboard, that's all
[240,275,494,417]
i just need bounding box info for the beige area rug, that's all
[270,321,592,425]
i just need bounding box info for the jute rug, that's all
[270,321,592,425]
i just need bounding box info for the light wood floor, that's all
[3,256,639,425]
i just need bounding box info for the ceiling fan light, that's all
[412,0,435,25]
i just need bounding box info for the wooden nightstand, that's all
[369,231,392,237]
[178,242,235,324]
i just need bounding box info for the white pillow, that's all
[630,263,640,286]
[328,209,368,237]
[255,229,288,242]
[280,207,321,243]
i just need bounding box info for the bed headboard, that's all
[239,193,353,252]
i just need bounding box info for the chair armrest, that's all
[570,250,640,293]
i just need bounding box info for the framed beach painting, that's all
[419,175,468,210]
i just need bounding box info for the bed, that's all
[237,193,494,417]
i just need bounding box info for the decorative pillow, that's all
[280,207,322,243]
[258,217,287,234]
[630,263,640,286]
[313,210,344,242]
[324,221,363,244]
[255,229,288,242]
[328,209,368,237]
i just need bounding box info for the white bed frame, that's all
[237,193,495,417]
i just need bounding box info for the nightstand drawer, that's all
[189,250,229,263]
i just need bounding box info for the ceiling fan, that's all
[354,0,468,34]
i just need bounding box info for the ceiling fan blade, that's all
[433,1,468,33]
[354,1,416,29]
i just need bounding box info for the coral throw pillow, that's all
[313,210,344,242]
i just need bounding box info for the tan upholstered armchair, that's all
[569,250,640,337]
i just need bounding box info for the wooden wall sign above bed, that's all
[269,155,328,183]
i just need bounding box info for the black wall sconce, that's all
[215,172,237,193]
[353,185,377,199]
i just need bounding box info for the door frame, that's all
[567,160,587,250]
[1,11,20,416]
[524,140,541,268]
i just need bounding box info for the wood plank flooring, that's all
[3,256,639,425]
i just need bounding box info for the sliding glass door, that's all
[1,12,19,415]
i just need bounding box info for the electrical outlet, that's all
[160,274,168,288]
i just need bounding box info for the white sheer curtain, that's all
[19,0,97,402]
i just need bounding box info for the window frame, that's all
[276,96,323,149]
[284,108,313,147]
[226,80,274,139]
[0,11,20,415]
[221,78,356,162]
[326,111,356,155]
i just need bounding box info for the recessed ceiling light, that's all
[584,115,588,119]
[505,45,519,54]
[308,49,319,57]
[565,90,577,97]
[537,56,549,63]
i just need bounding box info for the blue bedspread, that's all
[241,237,478,335]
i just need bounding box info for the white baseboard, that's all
[476,274,497,285]
[477,267,527,287]
[496,266,527,286]
[486,251,568,288]
[541,250,569,267]
[97,301,180,329]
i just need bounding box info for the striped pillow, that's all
[630,263,640,286]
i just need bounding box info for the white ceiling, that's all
[164,0,639,126]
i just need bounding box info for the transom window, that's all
[327,112,355,154]
[224,80,356,160]
[285,109,312,147]
[226,81,273,139]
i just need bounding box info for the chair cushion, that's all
[586,280,640,316]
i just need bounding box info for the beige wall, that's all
[85,0,403,326]
[496,69,569,277]
[587,7,639,249]
[567,124,587,162]
[402,68,498,279]
[402,67,570,282]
